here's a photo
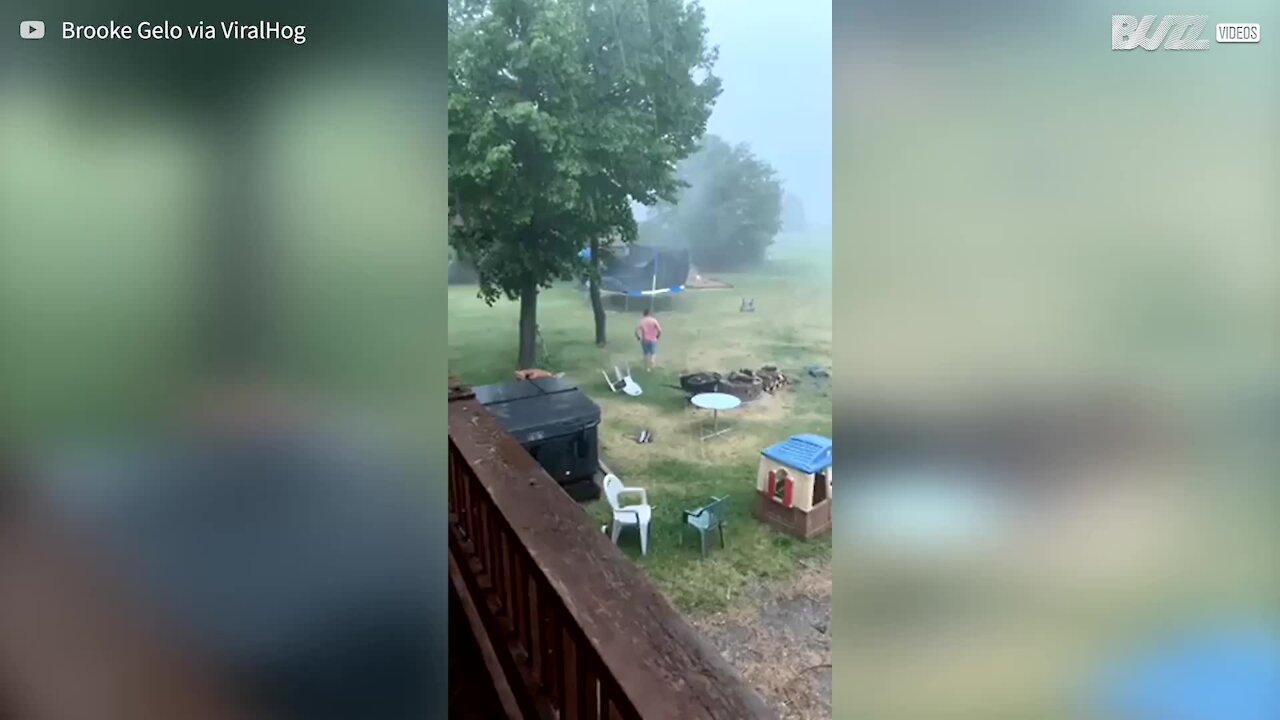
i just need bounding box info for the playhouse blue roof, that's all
[761,434,832,474]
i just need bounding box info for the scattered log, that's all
[514,368,556,381]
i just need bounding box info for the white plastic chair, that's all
[620,372,643,397]
[602,364,642,396]
[603,473,651,555]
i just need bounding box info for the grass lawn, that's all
[448,233,833,613]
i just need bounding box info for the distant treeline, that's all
[637,135,784,272]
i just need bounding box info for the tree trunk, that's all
[517,279,538,370]
[589,237,607,347]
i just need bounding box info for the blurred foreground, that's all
[834,1,1278,717]
[0,8,446,716]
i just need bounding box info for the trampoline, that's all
[580,245,690,309]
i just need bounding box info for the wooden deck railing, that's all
[448,386,776,720]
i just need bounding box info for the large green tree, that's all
[449,0,719,364]
[641,135,783,271]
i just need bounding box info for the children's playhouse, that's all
[754,434,833,540]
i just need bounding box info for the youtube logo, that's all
[20,20,45,39]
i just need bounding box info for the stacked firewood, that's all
[728,366,790,395]
[756,365,790,393]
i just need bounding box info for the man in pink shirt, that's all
[635,308,662,370]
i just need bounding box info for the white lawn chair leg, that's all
[639,520,649,555]
[611,520,622,544]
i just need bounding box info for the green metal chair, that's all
[682,496,727,559]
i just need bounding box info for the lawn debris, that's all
[634,429,655,444]
[740,298,756,312]
[806,366,830,379]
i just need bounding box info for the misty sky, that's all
[698,0,832,227]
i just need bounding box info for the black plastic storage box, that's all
[472,377,601,501]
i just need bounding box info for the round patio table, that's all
[690,392,741,441]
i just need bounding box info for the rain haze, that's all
[693,0,832,228]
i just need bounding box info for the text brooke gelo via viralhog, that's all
[61,20,308,45]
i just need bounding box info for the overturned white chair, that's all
[603,473,651,555]
[601,364,642,397]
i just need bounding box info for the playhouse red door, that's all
[767,470,793,507]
